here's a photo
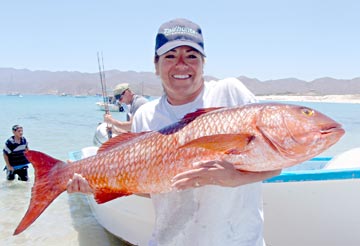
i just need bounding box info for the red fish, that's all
[14,103,344,235]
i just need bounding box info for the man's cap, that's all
[12,125,22,131]
[155,18,205,56]
[113,83,130,96]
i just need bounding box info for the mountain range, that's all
[0,68,359,96]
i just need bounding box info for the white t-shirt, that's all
[132,78,265,246]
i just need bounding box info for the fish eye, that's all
[301,107,314,117]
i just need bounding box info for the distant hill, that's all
[238,76,360,96]
[0,67,359,96]
[0,68,162,96]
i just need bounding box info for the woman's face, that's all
[155,46,205,105]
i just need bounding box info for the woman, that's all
[68,18,280,246]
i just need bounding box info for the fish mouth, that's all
[320,123,345,136]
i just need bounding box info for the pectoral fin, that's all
[179,134,254,154]
[93,187,133,204]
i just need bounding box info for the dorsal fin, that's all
[159,107,225,135]
[97,132,149,153]
[181,107,223,124]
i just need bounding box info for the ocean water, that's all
[0,95,359,245]
[0,95,127,246]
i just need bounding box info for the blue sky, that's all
[1,0,359,81]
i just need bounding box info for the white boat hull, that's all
[86,178,360,246]
[72,147,360,246]
[87,195,154,246]
[96,102,119,112]
[263,178,360,246]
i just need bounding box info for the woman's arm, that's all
[171,159,281,190]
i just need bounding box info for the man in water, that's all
[3,125,30,181]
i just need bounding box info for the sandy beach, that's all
[256,94,360,104]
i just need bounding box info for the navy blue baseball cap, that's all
[155,18,206,56]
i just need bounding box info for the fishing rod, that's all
[97,52,109,113]
[97,52,112,139]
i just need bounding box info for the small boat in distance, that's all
[59,93,71,97]
[95,101,120,112]
[74,95,87,98]
[6,92,22,97]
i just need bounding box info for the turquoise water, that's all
[0,95,127,160]
[0,95,127,245]
[0,95,359,245]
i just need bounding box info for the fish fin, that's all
[179,134,254,153]
[181,107,223,123]
[98,132,149,153]
[159,108,224,135]
[14,150,67,235]
[94,188,133,204]
[224,148,247,155]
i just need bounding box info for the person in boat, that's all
[104,83,148,134]
[3,125,30,181]
[67,18,281,246]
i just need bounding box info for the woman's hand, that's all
[171,159,281,190]
[66,173,93,194]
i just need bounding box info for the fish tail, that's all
[14,150,67,235]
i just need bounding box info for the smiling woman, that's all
[154,46,205,105]
[65,18,280,246]
[154,18,206,106]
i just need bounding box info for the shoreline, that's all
[256,94,360,104]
